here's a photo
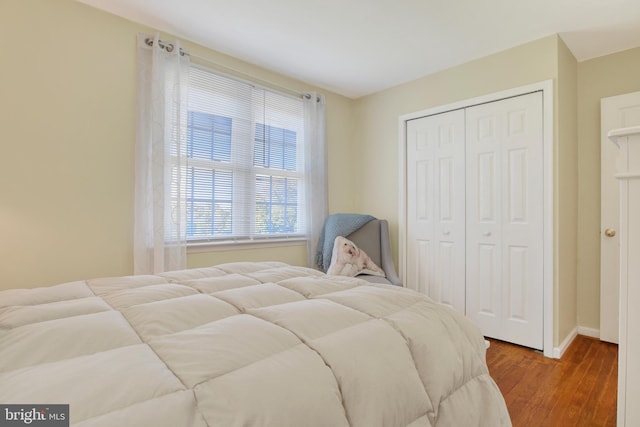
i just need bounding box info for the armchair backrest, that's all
[346,219,382,268]
[346,219,401,286]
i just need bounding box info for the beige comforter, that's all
[0,262,511,426]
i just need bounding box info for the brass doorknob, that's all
[604,228,616,237]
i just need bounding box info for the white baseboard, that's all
[551,326,601,359]
[577,326,600,339]
[553,327,578,359]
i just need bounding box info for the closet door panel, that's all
[476,242,499,316]
[506,245,528,320]
[406,109,466,313]
[466,105,503,331]
[502,94,544,349]
[416,240,430,295]
[436,241,455,306]
[465,92,544,350]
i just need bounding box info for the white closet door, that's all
[406,109,466,313]
[465,92,544,350]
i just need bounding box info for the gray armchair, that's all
[344,219,402,286]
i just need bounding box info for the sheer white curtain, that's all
[134,33,190,274]
[303,93,328,268]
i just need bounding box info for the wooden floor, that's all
[486,335,618,427]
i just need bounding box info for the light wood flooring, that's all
[486,335,618,427]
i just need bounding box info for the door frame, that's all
[398,80,554,358]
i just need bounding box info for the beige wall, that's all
[0,0,355,290]
[0,0,138,290]
[576,47,640,330]
[556,38,579,342]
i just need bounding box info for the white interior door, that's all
[406,109,466,313]
[600,91,640,344]
[465,92,544,350]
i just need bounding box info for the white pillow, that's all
[327,236,385,278]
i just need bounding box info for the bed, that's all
[0,262,511,426]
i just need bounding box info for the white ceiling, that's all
[77,0,640,99]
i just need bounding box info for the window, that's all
[186,66,307,243]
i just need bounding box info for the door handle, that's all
[482,231,492,237]
[604,228,616,237]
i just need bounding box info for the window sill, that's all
[187,237,307,253]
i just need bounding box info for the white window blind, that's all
[186,66,307,243]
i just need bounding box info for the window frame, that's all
[184,64,308,249]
